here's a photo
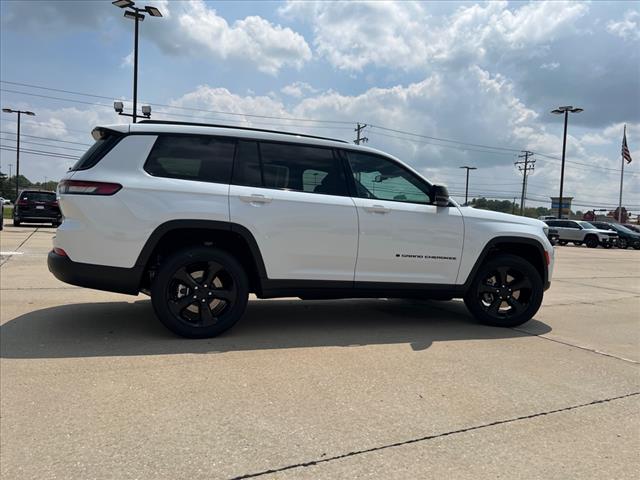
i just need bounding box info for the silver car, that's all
[544,220,618,248]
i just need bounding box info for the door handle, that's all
[239,194,272,204]
[364,204,390,213]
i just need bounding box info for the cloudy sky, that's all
[1,0,639,212]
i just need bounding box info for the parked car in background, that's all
[13,190,62,227]
[547,228,560,245]
[0,201,3,231]
[623,224,640,233]
[544,219,618,248]
[589,221,640,250]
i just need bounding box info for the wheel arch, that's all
[463,236,548,290]
[135,220,267,294]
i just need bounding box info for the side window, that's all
[567,221,579,229]
[546,220,559,227]
[144,135,235,184]
[345,151,431,204]
[258,143,348,196]
[232,140,262,187]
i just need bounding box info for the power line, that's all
[0,146,79,160]
[0,138,87,152]
[354,123,368,145]
[0,131,93,146]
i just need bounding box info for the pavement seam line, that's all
[553,279,640,295]
[512,328,640,364]
[228,392,640,480]
[0,227,40,267]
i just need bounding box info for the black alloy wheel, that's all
[558,240,568,246]
[585,236,599,248]
[617,238,628,249]
[464,254,543,327]
[151,247,248,338]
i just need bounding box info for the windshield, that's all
[613,224,635,234]
[20,192,56,202]
[578,221,596,229]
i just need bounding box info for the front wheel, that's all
[585,236,599,248]
[464,254,543,328]
[151,246,249,338]
[617,238,628,249]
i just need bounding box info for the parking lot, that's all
[1,224,638,479]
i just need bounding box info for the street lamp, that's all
[112,0,162,123]
[459,166,477,206]
[551,105,583,219]
[2,108,35,199]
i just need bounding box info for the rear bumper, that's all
[47,250,142,295]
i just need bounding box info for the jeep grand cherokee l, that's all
[48,121,554,338]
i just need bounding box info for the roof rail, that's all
[137,119,349,144]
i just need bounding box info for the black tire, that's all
[602,242,612,249]
[573,241,582,246]
[13,218,20,227]
[617,238,628,249]
[151,246,249,338]
[632,241,640,250]
[585,235,599,248]
[464,254,543,328]
[558,240,568,246]
[548,237,558,246]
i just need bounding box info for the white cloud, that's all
[540,62,560,70]
[159,0,311,74]
[281,82,319,98]
[279,0,588,71]
[606,10,640,41]
[120,51,134,68]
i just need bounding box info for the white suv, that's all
[48,121,554,338]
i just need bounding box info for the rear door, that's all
[229,140,358,281]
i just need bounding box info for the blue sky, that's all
[1,0,639,213]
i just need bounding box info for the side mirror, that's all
[432,185,450,207]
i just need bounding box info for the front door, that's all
[344,151,464,285]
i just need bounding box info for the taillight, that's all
[58,180,122,196]
[53,247,68,257]
[544,251,550,265]
[17,199,28,206]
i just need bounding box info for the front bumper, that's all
[48,250,143,295]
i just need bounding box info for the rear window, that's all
[20,192,56,202]
[70,130,123,171]
[144,135,235,184]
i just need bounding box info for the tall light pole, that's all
[2,108,36,199]
[551,106,583,218]
[112,0,163,123]
[459,166,477,206]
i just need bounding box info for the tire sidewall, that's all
[585,236,598,248]
[151,246,249,338]
[464,254,543,328]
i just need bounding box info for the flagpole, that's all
[617,124,625,222]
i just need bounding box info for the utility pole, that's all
[512,197,517,215]
[8,164,12,180]
[514,151,535,216]
[2,108,36,199]
[459,166,477,206]
[354,123,368,145]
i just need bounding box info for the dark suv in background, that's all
[13,190,61,227]
[589,221,640,249]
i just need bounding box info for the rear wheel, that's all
[464,254,543,328]
[151,246,249,338]
[585,235,599,248]
[573,241,583,246]
[558,240,568,246]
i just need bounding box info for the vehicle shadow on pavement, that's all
[0,298,551,359]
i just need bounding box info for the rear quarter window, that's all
[70,131,123,171]
[144,135,236,184]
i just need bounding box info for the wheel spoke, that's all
[507,297,525,315]
[496,267,509,285]
[199,303,216,326]
[211,288,235,302]
[173,267,198,289]
[509,277,532,292]
[478,283,497,295]
[168,295,195,316]
[487,296,501,315]
[203,262,222,286]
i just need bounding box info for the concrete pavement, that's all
[1,224,638,479]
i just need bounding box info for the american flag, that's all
[622,124,632,164]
